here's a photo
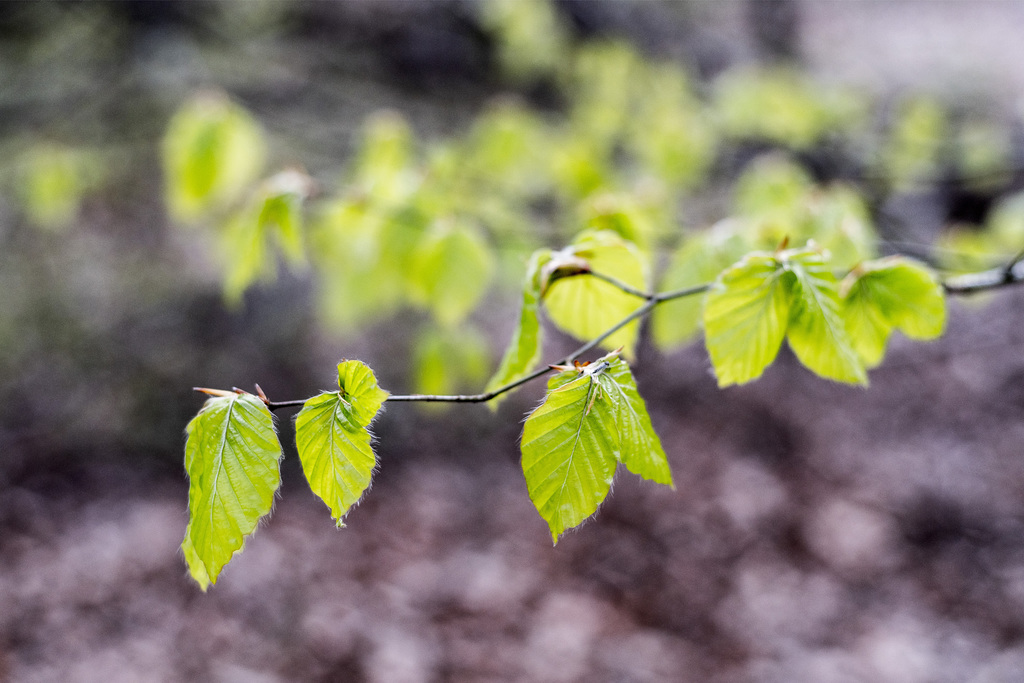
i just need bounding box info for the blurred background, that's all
[6,1,1024,681]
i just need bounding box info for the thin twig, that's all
[249,257,1024,410]
[943,251,1024,294]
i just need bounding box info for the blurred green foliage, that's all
[14,0,1024,404]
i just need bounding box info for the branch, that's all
[943,249,1024,294]
[250,254,1024,411]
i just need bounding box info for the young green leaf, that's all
[703,252,794,386]
[295,360,389,526]
[599,357,673,486]
[221,170,312,305]
[521,352,672,542]
[484,250,551,404]
[841,257,946,367]
[17,144,99,230]
[521,367,619,543]
[182,392,283,590]
[410,219,496,328]
[652,225,748,351]
[163,92,266,222]
[542,230,648,358]
[784,246,867,384]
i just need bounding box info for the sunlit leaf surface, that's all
[182,392,283,590]
[295,361,389,526]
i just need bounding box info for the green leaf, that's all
[295,360,389,526]
[255,170,312,267]
[542,230,648,358]
[313,200,426,333]
[652,226,748,351]
[521,352,672,542]
[350,111,418,205]
[410,219,496,328]
[17,144,99,230]
[784,246,867,384]
[182,392,283,590]
[879,96,948,190]
[805,186,877,271]
[221,170,312,305]
[841,257,946,367]
[599,357,672,486]
[484,250,550,404]
[163,92,266,223]
[480,0,569,83]
[703,251,794,386]
[521,366,619,543]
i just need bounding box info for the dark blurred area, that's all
[5,1,1024,681]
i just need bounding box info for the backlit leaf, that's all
[221,170,312,305]
[521,352,672,542]
[485,250,551,404]
[841,257,946,367]
[784,246,867,384]
[163,92,266,222]
[17,144,100,230]
[521,366,618,543]
[313,200,425,333]
[410,220,495,328]
[295,360,389,526]
[703,251,794,386]
[599,357,672,486]
[653,225,748,351]
[542,230,648,358]
[182,392,283,590]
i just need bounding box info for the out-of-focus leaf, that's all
[567,41,643,147]
[295,360,389,526]
[485,250,551,405]
[734,154,814,225]
[350,111,418,205]
[542,230,648,358]
[313,200,425,333]
[957,119,1012,193]
[163,92,266,222]
[986,191,1024,251]
[841,257,946,367]
[410,219,495,328]
[715,67,864,149]
[879,96,948,191]
[579,193,661,251]
[653,224,749,350]
[413,325,491,411]
[221,170,312,305]
[17,144,100,230]
[182,392,283,590]
[479,0,568,83]
[627,62,717,190]
[550,135,613,200]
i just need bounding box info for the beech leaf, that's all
[182,392,283,590]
